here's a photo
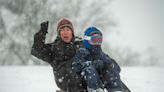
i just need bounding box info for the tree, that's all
[0,0,115,65]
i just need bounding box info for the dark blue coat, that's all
[72,47,121,79]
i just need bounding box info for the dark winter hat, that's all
[84,26,103,49]
[57,18,74,34]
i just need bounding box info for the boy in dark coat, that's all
[72,27,127,92]
[31,18,86,92]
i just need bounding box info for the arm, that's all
[103,53,121,74]
[31,21,52,63]
[72,48,90,74]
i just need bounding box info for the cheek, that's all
[60,32,65,37]
[68,31,73,37]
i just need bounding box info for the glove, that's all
[82,61,92,68]
[76,48,90,58]
[40,21,49,33]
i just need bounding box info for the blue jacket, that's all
[72,47,121,77]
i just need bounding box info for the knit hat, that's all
[83,26,103,49]
[57,18,74,34]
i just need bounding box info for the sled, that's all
[121,81,131,92]
[56,90,65,92]
[56,81,131,92]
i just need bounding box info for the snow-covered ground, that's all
[0,66,164,92]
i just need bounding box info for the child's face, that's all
[88,33,102,46]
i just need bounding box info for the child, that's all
[72,26,128,92]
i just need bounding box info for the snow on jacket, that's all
[72,47,121,81]
[31,30,86,92]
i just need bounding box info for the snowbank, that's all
[0,66,163,92]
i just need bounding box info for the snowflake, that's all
[58,76,64,83]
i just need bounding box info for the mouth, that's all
[63,36,69,39]
[61,35,72,43]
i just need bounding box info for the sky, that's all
[108,0,164,63]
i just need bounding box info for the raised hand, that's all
[40,21,49,33]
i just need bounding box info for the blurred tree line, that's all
[0,0,159,66]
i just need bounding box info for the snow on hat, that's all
[57,18,74,34]
[83,26,102,49]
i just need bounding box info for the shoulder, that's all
[74,36,83,44]
[74,36,84,48]
[101,52,113,61]
[74,36,83,41]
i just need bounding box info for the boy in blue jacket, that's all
[72,27,128,92]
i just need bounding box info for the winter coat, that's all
[31,30,87,92]
[72,47,122,90]
[73,47,121,75]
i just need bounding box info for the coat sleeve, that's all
[31,30,52,63]
[104,53,121,74]
[72,48,90,75]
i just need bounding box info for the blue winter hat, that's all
[83,26,102,49]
